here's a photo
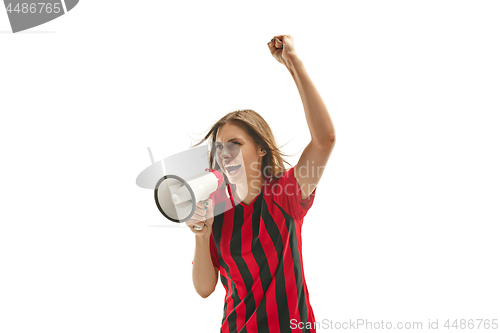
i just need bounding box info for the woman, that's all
[187,34,336,333]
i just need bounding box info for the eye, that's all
[215,142,241,150]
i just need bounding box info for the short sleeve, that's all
[191,232,220,271]
[271,165,317,220]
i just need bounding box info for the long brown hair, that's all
[190,109,294,187]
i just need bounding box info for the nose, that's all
[220,145,233,158]
[220,153,236,168]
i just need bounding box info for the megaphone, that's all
[154,168,224,223]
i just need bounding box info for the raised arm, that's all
[268,35,336,200]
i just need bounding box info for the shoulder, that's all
[262,167,298,200]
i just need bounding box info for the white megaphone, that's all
[154,168,224,223]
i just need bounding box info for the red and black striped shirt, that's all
[207,165,317,333]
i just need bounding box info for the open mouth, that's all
[225,164,242,175]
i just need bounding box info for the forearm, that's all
[285,55,336,145]
[192,235,217,298]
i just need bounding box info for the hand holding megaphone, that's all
[186,199,214,236]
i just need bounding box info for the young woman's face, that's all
[215,122,265,185]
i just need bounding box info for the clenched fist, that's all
[267,34,298,66]
[185,199,214,238]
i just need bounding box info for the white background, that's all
[1,1,499,332]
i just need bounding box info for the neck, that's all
[233,176,264,205]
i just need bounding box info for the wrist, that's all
[284,53,301,71]
[195,231,211,242]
